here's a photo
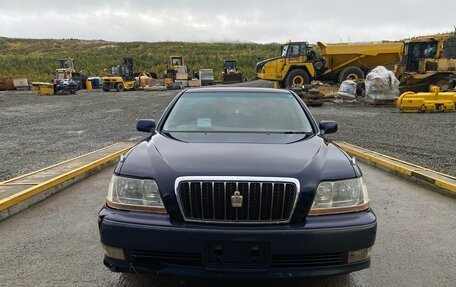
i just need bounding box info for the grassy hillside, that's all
[0,37,279,82]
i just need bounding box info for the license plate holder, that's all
[205,241,270,271]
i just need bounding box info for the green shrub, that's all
[0,37,279,81]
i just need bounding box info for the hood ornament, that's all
[231,191,243,208]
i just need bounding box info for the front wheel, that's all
[102,83,110,92]
[338,66,364,83]
[285,69,310,88]
[116,83,125,92]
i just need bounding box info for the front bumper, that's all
[98,206,377,278]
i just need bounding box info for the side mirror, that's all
[136,119,156,133]
[319,120,337,134]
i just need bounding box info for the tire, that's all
[338,66,364,83]
[116,83,125,92]
[102,83,110,92]
[285,69,310,88]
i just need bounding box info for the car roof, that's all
[184,87,292,94]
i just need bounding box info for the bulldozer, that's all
[395,33,456,93]
[221,60,243,84]
[102,58,138,92]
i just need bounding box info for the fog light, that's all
[102,244,126,261]
[348,247,372,263]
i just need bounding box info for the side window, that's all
[423,43,437,58]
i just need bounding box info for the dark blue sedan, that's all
[98,87,376,278]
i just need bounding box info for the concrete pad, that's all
[337,141,456,197]
[0,142,134,221]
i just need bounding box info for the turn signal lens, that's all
[102,244,126,261]
[348,247,372,263]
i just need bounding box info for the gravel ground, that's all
[0,80,455,181]
[310,104,456,177]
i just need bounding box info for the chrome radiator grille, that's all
[175,177,299,224]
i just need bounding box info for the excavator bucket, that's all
[396,87,456,112]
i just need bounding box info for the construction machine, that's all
[164,56,189,88]
[256,41,403,88]
[31,58,83,95]
[54,58,87,89]
[397,86,456,112]
[395,33,456,93]
[102,58,138,92]
[222,60,243,84]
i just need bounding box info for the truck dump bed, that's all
[317,42,403,75]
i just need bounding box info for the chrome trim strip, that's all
[211,182,215,220]
[259,182,263,220]
[247,182,251,220]
[270,183,275,220]
[174,176,300,225]
[281,183,286,219]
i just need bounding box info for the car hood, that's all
[118,134,357,180]
[115,134,360,223]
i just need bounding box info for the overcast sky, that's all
[0,0,454,43]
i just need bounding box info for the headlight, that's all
[309,177,369,215]
[106,174,166,213]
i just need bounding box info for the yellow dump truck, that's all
[256,41,403,88]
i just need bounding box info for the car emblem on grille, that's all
[231,191,243,208]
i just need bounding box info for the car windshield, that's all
[162,92,313,134]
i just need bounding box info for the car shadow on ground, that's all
[117,273,360,287]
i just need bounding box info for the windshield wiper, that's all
[281,131,312,134]
[163,130,313,134]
